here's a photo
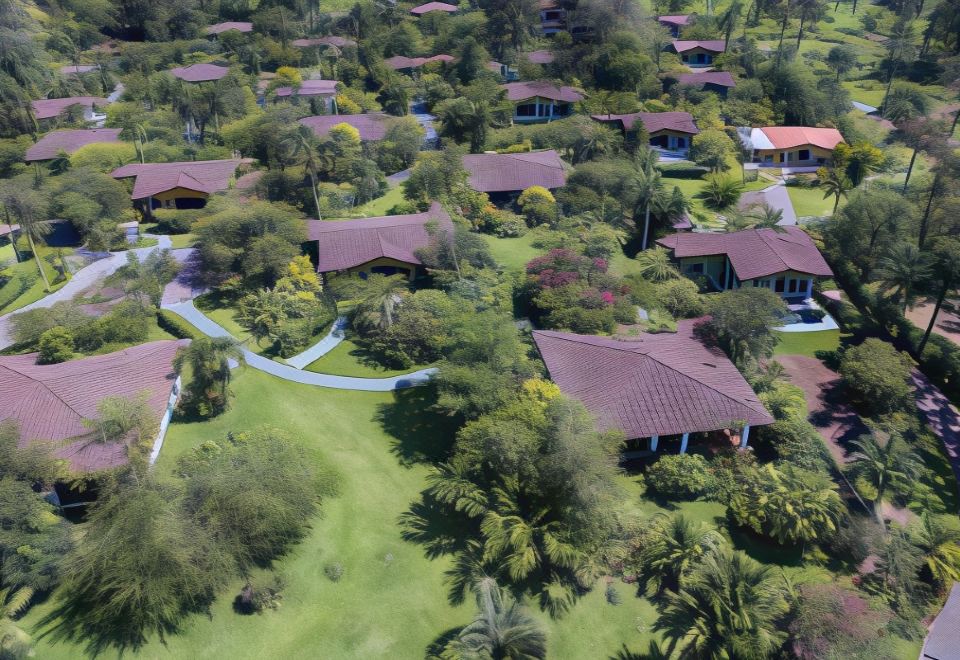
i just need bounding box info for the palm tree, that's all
[634,247,679,282]
[912,512,960,590]
[0,585,33,659]
[657,547,789,660]
[744,203,786,230]
[848,434,922,525]
[331,273,409,333]
[719,0,745,50]
[639,514,723,594]
[880,20,918,118]
[282,125,324,219]
[627,151,665,251]
[0,185,51,290]
[174,336,244,416]
[445,577,547,660]
[818,167,852,214]
[919,237,960,355]
[875,242,933,314]
[700,174,744,210]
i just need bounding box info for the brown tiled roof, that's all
[675,71,736,88]
[169,63,230,82]
[59,65,98,75]
[31,97,109,120]
[0,340,186,473]
[591,111,699,135]
[308,202,452,273]
[292,36,357,48]
[411,2,458,14]
[206,21,253,34]
[656,226,834,280]
[299,113,391,141]
[275,79,338,97]
[25,128,122,161]
[502,81,583,102]
[525,50,555,65]
[385,54,454,70]
[672,40,726,53]
[462,150,567,193]
[758,126,844,151]
[658,14,692,26]
[111,159,245,200]
[533,320,773,439]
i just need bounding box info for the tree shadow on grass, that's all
[425,626,462,659]
[377,385,460,467]
[398,494,476,560]
[721,516,804,568]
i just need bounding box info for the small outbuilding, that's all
[658,15,692,37]
[738,126,845,167]
[31,97,110,125]
[111,159,249,211]
[667,71,737,96]
[205,22,253,35]
[169,63,230,83]
[410,2,458,15]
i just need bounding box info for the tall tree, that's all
[918,237,960,354]
[281,125,325,219]
[445,577,547,659]
[626,150,664,250]
[174,337,244,417]
[875,242,933,313]
[638,514,722,594]
[0,184,51,290]
[848,434,922,525]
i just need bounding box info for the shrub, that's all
[644,454,712,499]
[657,278,704,318]
[700,174,744,210]
[234,574,285,615]
[839,338,913,414]
[37,326,74,364]
[157,309,204,340]
[324,562,345,582]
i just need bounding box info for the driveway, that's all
[738,183,798,226]
[906,300,960,348]
[911,369,960,496]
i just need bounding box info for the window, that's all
[685,262,705,274]
[788,278,799,293]
[516,103,537,117]
[798,149,810,161]
[681,54,689,62]
[676,136,687,149]
[774,277,785,293]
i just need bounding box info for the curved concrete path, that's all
[285,316,348,369]
[162,300,435,391]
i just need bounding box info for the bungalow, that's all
[526,50,556,65]
[532,321,774,454]
[25,128,122,162]
[0,340,186,473]
[31,97,109,126]
[539,0,567,35]
[667,71,736,96]
[461,150,567,201]
[501,81,583,123]
[299,113,391,142]
[274,79,339,111]
[307,202,452,280]
[487,61,519,81]
[292,36,357,49]
[58,64,98,76]
[111,158,248,211]
[738,126,845,167]
[670,40,726,67]
[410,2,458,15]
[385,54,454,73]
[658,15,691,37]
[205,21,253,35]
[169,63,230,83]
[656,226,834,299]
[591,111,698,154]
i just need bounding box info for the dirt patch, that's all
[906,300,960,347]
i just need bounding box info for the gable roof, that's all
[462,150,567,193]
[674,71,736,88]
[206,21,253,34]
[25,128,122,161]
[275,79,339,97]
[111,159,245,199]
[298,113,392,141]
[656,226,834,280]
[59,65,98,75]
[526,50,555,65]
[292,36,357,48]
[591,111,699,135]
[31,97,109,120]
[411,2,458,14]
[385,54,455,70]
[307,202,452,273]
[0,340,186,472]
[923,583,960,660]
[501,81,584,103]
[169,63,230,82]
[754,126,845,151]
[533,321,773,439]
[658,14,692,26]
[672,39,726,53]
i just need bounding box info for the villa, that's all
[292,36,357,49]
[31,97,109,125]
[461,150,567,201]
[539,0,567,35]
[274,79,339,110]
[169,63,230,83]
[0,340,186,473]
[501,81,584,123]
[657,226,834,299]
[658,15,692,37]
[59,65,99,75]
[205,22,253,35]
[591,111,699,154]
[385,54,454,72]
[667,71,737,96]
[307,202,452,280]
[25,128,122,162]
[533,321,774,454]
[739,126,845,167]
[670,40,726,67]
[410,2,458,15]
[299,113,392,142]
[111,159,249,211]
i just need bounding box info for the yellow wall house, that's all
[741,126,845,167]
[111,159,249,212]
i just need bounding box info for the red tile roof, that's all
[501,81,583,102]
[59,65,98,75]
[658,14,692,26]
[0,340,186,472]
[656,226,834,280]
[411,2,458,14]
[591,111,699,135]
[308,202,452,273]
[31,97,108,120]
[169,63,230,82]
[206,21,253,34]
[111,159,245,200]
[299,113,392,141]
[292,36,357,48]
[533,320,773,439]
[675,71,736,88]
[385,54,455,70]
[672,40,726,53]
[757,126,845,151]
[275,79,339,97]
[462,150,567,193]
[25,129,122,161]
[525,50,555,65]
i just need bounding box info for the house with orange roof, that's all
[739,126,845,167]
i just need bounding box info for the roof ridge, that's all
[0,359,92,422]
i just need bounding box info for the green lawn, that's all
[787,186,838,218]
[773,329,843,357]
[350,185,406,218]
[0,245,73,314]
[481,233,542,272]
[306,337,432,377]
[168,233,196,249]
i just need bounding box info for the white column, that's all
[650,435,659,452]
[739,425,751,449]
[679,433,689,454]
[806,278,813,298]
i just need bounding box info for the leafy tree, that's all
[37,326,74,364]
[839,338,914,414]
[0,584,33,660]
[826,43,858,81]
[638,514,722,594]
[696,288,788,368]
[643,454,711,498]
[690,129,736,172]
[833,142,884,187]
[826,187,913,280]
[0,183,51,290]
[444,577,546,659]
[911,512,960,590]
[280,124,324,219]
[875,242,933,313]
[436,97,491,154]
[174,337,244,418]
[847,433,922,525]
[883,82,931,124]
[330,273,409,334]
[817,166,852,214]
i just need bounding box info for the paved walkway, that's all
[285,316,348,369]
[739,182,798,226]
[162,300,435,391]
[906,300,960,348]
[0,236,173,349]
[911,369,960,500]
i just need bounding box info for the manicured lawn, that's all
[0,245,72,314]
[481,233,542,272]
[787,186,838,218]
[306,337,431,377]
[351,185,406,218]
[773,329,842,358]
[168,233,196,249]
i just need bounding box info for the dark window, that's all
[371,265,411,278]
[686,262,705,274]
[788,279,799,293]
[775,277,785,293]
[516,103,537,117]
[554,103,570,117]
[175,197,206,210]
[798,149,810,161]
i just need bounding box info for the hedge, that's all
[157,309,204,340]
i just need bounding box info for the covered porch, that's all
[621,425,753,461]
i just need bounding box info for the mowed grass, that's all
[481,232,645,277]
[773,329,842,357]
[306,337,432,377]
[787,185,837,218]
[0,244,73,314]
